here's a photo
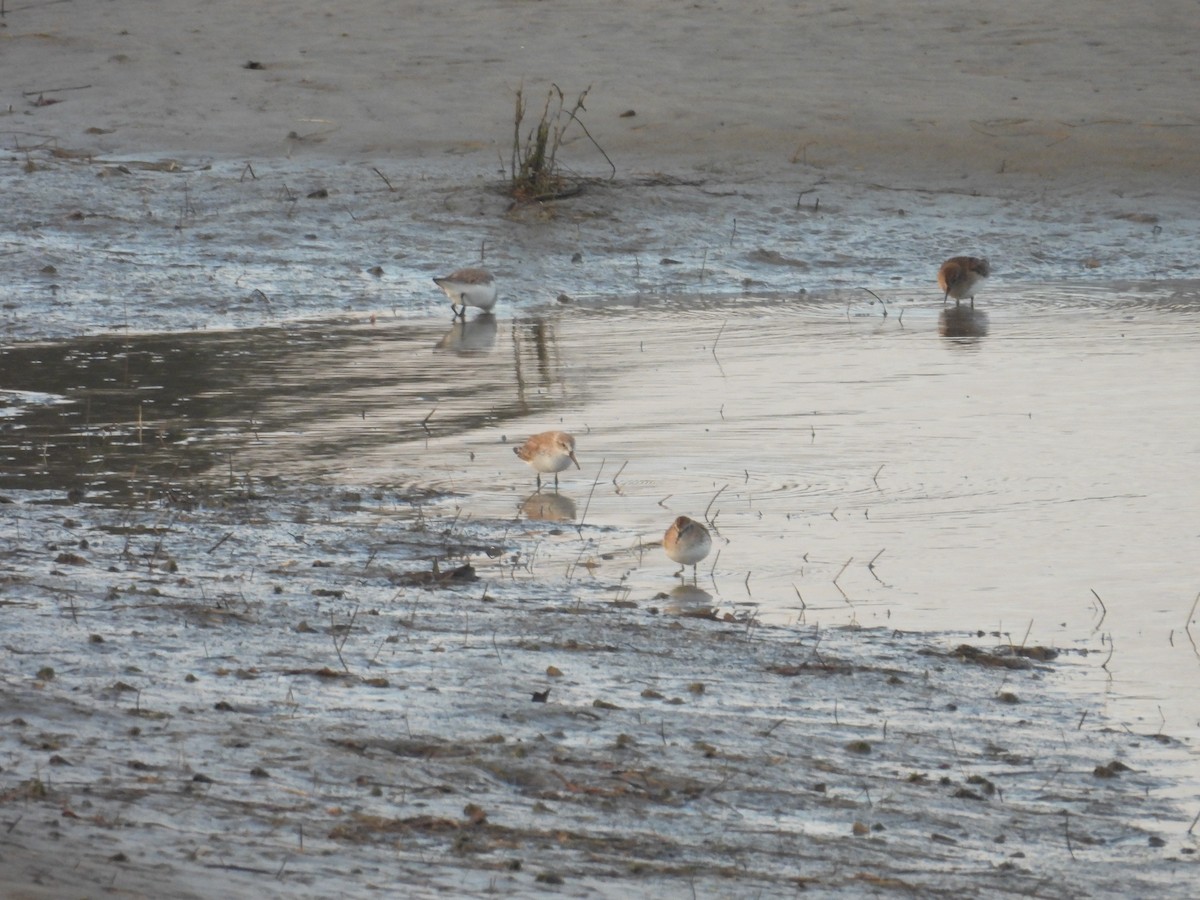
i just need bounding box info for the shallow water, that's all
[3,285,1199,750]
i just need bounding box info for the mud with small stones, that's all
[2,470,1198,898]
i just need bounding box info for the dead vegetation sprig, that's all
[509,83,613,204]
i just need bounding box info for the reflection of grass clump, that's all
[509,83,612,203]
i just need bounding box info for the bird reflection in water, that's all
[433,312,498,356]
[939,306,989,340]
[520,491,577,522]
[663,583,716,616]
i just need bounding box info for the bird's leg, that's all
[553,473,560,493]
[535,473,542,493]
[970,296,975,309]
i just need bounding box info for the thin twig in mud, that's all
[1019,619,1033,650]
[873,464,884,487]
[868,549,885,571]
[611,460,627,494]
[830,507,838,521]
[792,584,807,611]
[22,83,93,96]
[565,544,590,582]
[1188,807,1200,836]
[491,629,503,664]
[1062,810,1077,861]
[707,547,721,583]
[576,457,605,537]
[330,602,359,674]
[743,608,760,638]
[368,637,388,667]
[1100,633,1114,673]
[898,307,905,326]
[862,287,887,318]
[556,84,615,180]
[699,248,707,282]
[743,570,752,597]
[832,698,839,726]
[1077,710,1088,730]
[729,218,737,247]
[760,718,786,737]
[833,557,853,602]
[711,319,727,358]
[372,167,395,191]
[420,407,437,436]
[1090,588,1108,630]
[1183,591,1200,661]
[703,484,728,524]
[240,162,256,182]
[207,532,233,554]
[657,494,672,508]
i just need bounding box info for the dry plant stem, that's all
[1101,633,1114,672]
[1019,619,1033,650]
[510,83,607,201]
[703,484,728,524]
[712,320,727,357]
[372,167,394,191]
[331,602,359,674]
[576,457,605,537]
[1062,810,1076,860]
[611,460,627,491]
[862,287,887,318]
[1184,591,1200,661]
[792,584,806,611]
[1090,588,1108,630]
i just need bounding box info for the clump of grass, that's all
[509,83,612,203]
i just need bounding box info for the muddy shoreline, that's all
[2,477,1198,898]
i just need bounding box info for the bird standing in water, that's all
[433,267,498,319]
[938,256,990,308]
[663,515,712,582]
[513,431,580,492]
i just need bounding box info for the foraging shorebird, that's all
[513,431,579,492]
[663,515,712,582]
[433,267,498,319]
[937,256,990,308]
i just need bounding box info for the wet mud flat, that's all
[1,481,1197,898]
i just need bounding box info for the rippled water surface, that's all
[3,284,1199,744]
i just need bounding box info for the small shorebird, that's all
[513,431,579,491]
[937,256,990,308]
[663,515,712,581]
[433,267,498,319]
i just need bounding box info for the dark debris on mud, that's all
[1,482,1198,899]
